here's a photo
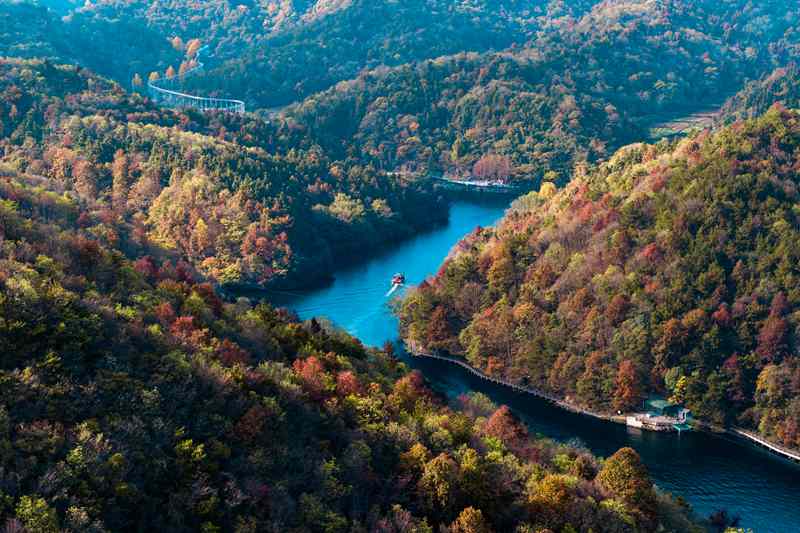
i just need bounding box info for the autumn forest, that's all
[2,1,800,532]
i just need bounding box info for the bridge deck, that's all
[148,45,244,114]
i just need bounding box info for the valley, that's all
[268,195,800,532]
[3,1,800,531]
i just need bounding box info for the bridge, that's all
[148,45,245,114]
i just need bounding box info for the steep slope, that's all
[0,0,179,86]
[282,0,800,183]
[203,0,598,106]
[0,58,446,289]
[720,64,800,123]
[398,107,800,452]
[0,149,702,532]
[37,0,597,106]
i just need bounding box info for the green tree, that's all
[16,496,59,533]
[418,453,459,514]
[448,506,493,533]
[597,448,656,522]
[111,149,130,215]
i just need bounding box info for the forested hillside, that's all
[195,0,599,106]
[399,107,800,451]
[51,0,597,106]
[0,0,179,86]
[0,58,446,288]
[720,64,800,123]
[282,0,800,183]
[5,0,800,530]
[11,0,800,186]
[15,0,800,118]
[0,129,703,533]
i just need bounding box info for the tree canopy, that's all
[0,163,701,531]
[399,107,800,450]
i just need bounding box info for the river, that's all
[269,196,800,532]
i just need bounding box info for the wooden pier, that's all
[387,172,530,195]
[430,177,528,194]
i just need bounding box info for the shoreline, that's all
[407,346,800,465]
[728,427,800,464]
[406,348,627,425]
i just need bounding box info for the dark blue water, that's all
[271,197,800,532]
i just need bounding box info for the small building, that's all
[645,398,682,418]
[626,416,644,429]
[625,398,692,432]
[627,412,676,431]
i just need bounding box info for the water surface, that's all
[271,197,800,532]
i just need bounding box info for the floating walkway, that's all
[407,346,623,423]
[409,346,800,462]
[732,428,800,464]
[148,45,245,114]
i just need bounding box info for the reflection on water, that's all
[269,197,800,532]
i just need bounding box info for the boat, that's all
[386,273,406,296]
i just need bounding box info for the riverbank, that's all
[405,344,626,425]
[407,345,800,465]
[729,428,800,464]
[269,196,800,531]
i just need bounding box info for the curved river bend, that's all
[269,197,800,532]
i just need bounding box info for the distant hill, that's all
[0,1,179,86]
[198,0,599,106]
[33,0,598,105]
[279,0,800,183]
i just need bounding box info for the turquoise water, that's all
[271,197,510,342]
[270,197,800,532]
